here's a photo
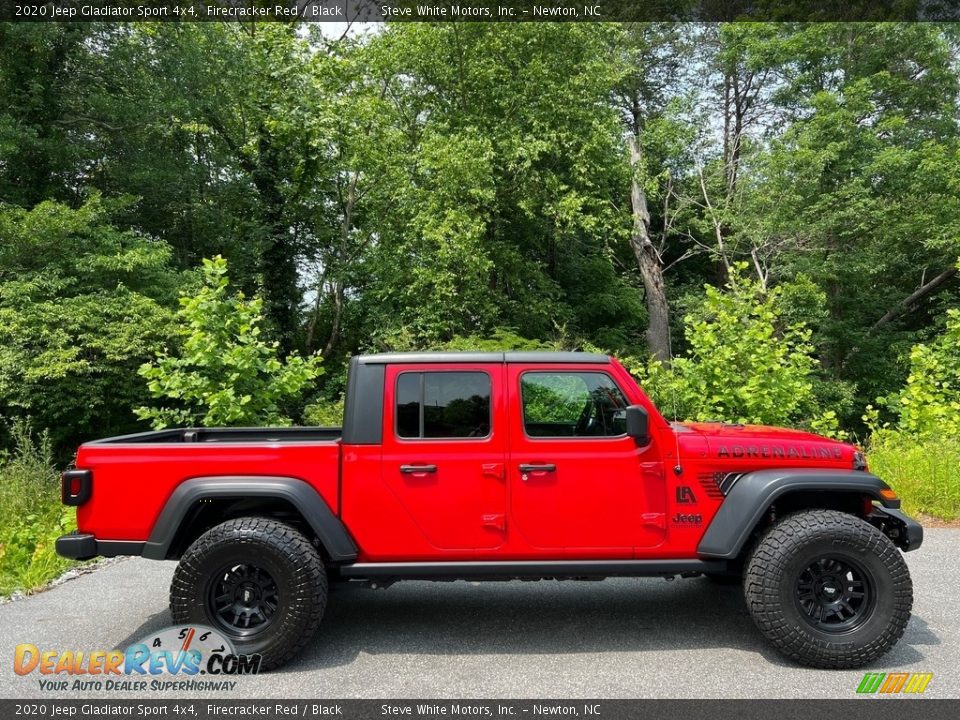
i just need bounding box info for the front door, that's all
[507,365,664,554]
[381,364,507,550]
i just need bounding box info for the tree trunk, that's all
[628,135,671,364]
[252,129,300,357]
[322,282,344,358]
[872,266,958,330]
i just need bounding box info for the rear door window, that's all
[396,372,492,439]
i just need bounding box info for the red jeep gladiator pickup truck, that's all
[57,352,921,670]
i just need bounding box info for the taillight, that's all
[61,469,92,506]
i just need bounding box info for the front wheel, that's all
[744,509,912,669]
[170,517,327,670]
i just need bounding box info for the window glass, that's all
[396,372,491,439]
[521,372,628,437]
[396,372,421,439]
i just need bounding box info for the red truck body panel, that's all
[72,354,860,563]
[76,442,341,541]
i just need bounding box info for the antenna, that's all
[666,326,683,476]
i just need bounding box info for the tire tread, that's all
[169,517,327,671]
[743,509,912,669]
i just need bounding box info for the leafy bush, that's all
[136,256,324,428]
[522,375,594,425]
[866,431,960,520]
[436,329,560,352]
[627,266,840,435]
[0,196,180,451]
[303,398,344,427]
[872,300,960,439]
[0,420,76,596]
[860,273,960,520]
[373,326,561,353]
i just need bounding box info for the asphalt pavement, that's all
[2,529,958,699]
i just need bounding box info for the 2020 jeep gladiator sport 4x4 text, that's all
[56,352,922,669]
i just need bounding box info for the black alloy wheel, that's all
[208,563,280,637]
[794,555,875,633]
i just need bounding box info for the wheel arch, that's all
[697,469,902,560]
[143,476,358,563]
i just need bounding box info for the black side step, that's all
[338,559,727,581]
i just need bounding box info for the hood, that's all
[678,421,857,467]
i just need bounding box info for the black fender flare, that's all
[697,469,899,559]
[142,476,358,562]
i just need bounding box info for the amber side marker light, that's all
[879,488,899,502]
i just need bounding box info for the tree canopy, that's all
[1,21,958,452]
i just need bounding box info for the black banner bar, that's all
[1,700,959,720]
[2,0,960,23]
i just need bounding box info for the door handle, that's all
[518,463,556,473]
[400,464,437,474]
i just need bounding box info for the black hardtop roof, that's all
[356,351,610,365]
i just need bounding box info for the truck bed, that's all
[74,427,343,541]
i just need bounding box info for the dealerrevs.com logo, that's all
[14,625,260,692]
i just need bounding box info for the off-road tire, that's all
[170,517,327,671]
[743,509,912,669]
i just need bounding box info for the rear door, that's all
[507,364,665,555]
[380,363,507,550]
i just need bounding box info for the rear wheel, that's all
[170,517,327,670]
[743,509,912,669]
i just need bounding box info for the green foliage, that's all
[136,257,323,429]
[372,327,565,354]
[629,266,839,434]
[357,23,642,350]
[436,329,561,353]
[0,420,77,596]
[729,24,960,425]
[0,195,180,451]
[0,25,92,208]
[866,431,960,520]
[893,308,960,438]
[870,285,960,438]
[522,375,594,425]
[3,22,960,464]
[303,398,344,427]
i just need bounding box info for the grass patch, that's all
[0,421,77,596]
[866,431,960,521]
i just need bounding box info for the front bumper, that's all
[55,532,145,561]
[870,507,924,551]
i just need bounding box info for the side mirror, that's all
[625,405,650,444]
